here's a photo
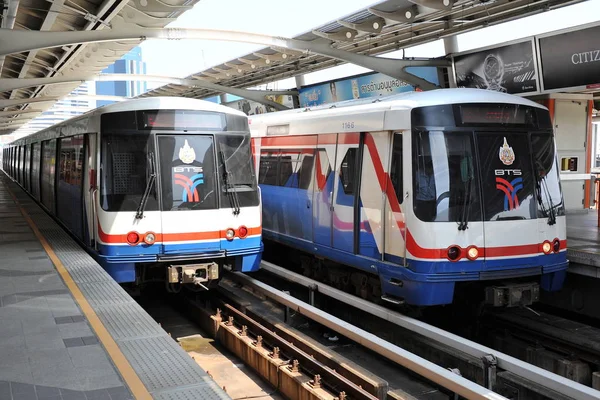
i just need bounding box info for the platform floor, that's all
[0,173,229,400]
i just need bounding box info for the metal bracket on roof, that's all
[409,0,454,11]
[367,6,418,23]
[337,17,386,34]
[83,12,112,28]
[131,0,194,13]
[311,28,358,42]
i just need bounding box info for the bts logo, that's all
[174,166,203,173]
[174,173,204,202]
[496,177,523,211]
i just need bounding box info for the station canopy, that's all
[0,0,585,135]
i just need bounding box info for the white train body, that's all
[249,88,567,306]
[4,97,262,287]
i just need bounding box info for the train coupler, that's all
[167,262,219,285]
[484,282,540,307]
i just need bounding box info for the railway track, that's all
[479,308,600,388]
[248,260,600,400]
[177,279,482,400]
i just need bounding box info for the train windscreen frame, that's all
[411,103,561,224]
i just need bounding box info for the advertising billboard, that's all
[453,39,539,95]
[298,67,440,108]
[223,95,294,116]
[538,24,600,91]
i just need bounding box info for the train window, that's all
[31,142,41,200]
[315,149,332,192]
[18,146,23,184]
[259,153,279,186]
[258,150,313,190]
[298,154,314,190]
[41,139,57,214]
[216,134,259,208]
[339,149,357,195]
[279,155,295,187]
[412,131,482,223]
[390,134,403,203]
[100,133,158,212]
[531,133,565,218]
[158,135,217,211]
[24,144,30,192]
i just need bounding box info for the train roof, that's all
[91,96,247,118]
[7,97,247,146]
[249,88,548,137]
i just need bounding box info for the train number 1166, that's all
[342,121,355,129]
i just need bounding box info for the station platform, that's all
[566,212,600,276]
[0,173,229,400]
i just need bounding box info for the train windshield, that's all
[413,131,482,223]
[158,135,217,211]
[100,132,158,212]
[412,131,562,223]
[216,133,259,209]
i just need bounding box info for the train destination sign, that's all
[538,24,600,91]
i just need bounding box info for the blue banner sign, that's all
[298,67,440,107]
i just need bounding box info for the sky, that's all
[139,0,600,92]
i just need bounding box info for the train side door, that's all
[359,131,395,260]
[331,133,360,253]
[83,133,97,248]
[312,134,337,247]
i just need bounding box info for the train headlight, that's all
[225,228,235,241]
[144,232,156,245]
[447,246,461,261]
[552,238,561,253]
[466,246,479,261]
[542,241,552,254]
[126,231,140,245]
[238,226,248,238]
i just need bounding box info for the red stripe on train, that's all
[97,222,261,244]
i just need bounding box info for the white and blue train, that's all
[249,88,568,307]
[2,97,262,289]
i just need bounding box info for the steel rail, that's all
[258,261,600,400]
[228,271,508,400]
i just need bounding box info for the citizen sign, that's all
[539,24,600,90]
[571,50,600,64]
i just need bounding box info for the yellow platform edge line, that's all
[6,183,152,400]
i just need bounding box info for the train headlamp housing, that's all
[126,231,140,245]
[542,241,552,255]
[447,246,461,262]
[238,226,248,238]
[466,246,479,261]
[552,238,561,253]
[225,228,235,241]
[144,232,156,245]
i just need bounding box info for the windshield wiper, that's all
[534,163,556,226]
[458,177,473,231]
[135,152,156,219]
[539,176,557,225]
[220,149,241,216]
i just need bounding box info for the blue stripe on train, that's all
[95,236,263,283]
